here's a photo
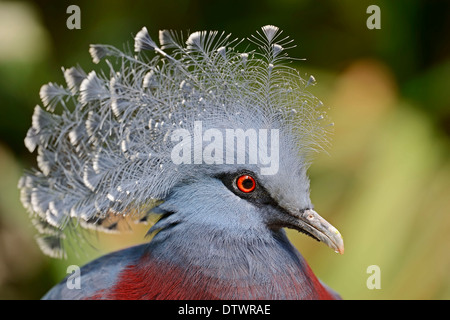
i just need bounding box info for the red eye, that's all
[236,175,256,193]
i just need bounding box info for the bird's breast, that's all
[89,250,336,300]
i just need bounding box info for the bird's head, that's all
[152,123,344,255]
[19,25,343,258]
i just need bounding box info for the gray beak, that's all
[290,209,344,254]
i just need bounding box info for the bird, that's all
[18,25,344,300]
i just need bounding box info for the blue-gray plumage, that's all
[19,25,344,299]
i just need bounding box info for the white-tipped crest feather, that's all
[63,66,87,93]
[89,45,112,64]
[134,27,158,52]
[261,25,280,42]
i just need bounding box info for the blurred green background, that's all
[0,0,449,299]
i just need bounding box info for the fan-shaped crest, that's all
[19,26,332,258]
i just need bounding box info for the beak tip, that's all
[328,225,344,255]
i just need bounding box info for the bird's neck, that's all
[113,222,337,299]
